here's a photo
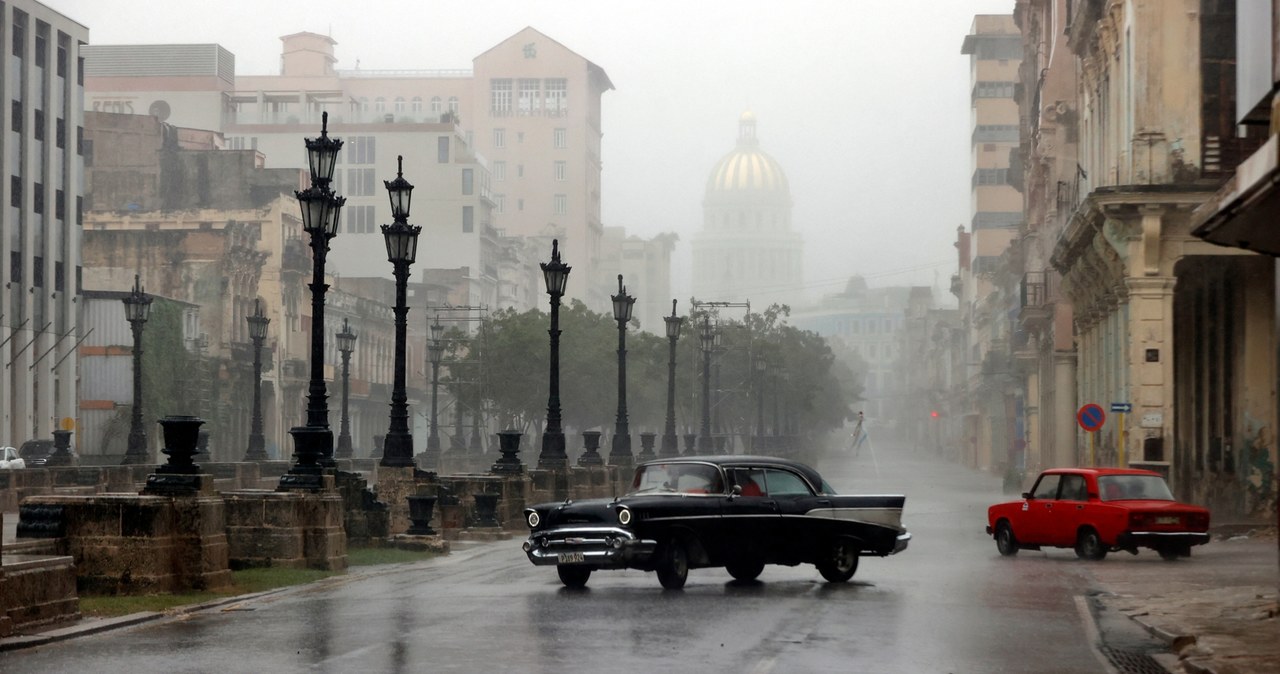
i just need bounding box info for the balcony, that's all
[281,358,308,379]
[229,341,274,374]
[1018,271,1055,329]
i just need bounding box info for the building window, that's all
[10,176,21,208]
[555,161,566,181]
[56,42,67,78]
[493,128,505,148]
[55,189,64,220]
[462,205,474,233]
[553,128,567,149]
[55,261,64,291]
[494,194,505,213]
[346,204,376,234]
[517,198,524,211]
[545,78,567,115]
[347,136,376,164]
[518,78,540,115]
[374,97,385,113]
[394,97,405,113]
[55,118,65,148]
[33,183,44,214]
[493,161,505,181]
[448,97,459,113]
[34,31,46,68]
[430,96,442,114]
[346,168,376,196]
[490,78,513,115]
[462,169,474,195]
[11,13,25,58]
[516,164,523,178]
[973,81,1016,98]
[972,168,1009,186]
[34,110,44,141]
[438,136,450,163]
[553,194,567,215]
[412,97,422,114]
[11,101,21,132]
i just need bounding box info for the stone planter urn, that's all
[406,495,438,535]
[472,493,500,528]
[637,432,657,461]
[683,434,698,456]
[578,430,604,466]
[491,430,524,475]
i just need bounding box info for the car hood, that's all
[530,493,716,528]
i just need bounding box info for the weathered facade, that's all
[1003,0,1277,521]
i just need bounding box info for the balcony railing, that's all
[1021,271,1047,308]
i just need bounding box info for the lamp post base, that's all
[537,431,567,469]
[381,431,416,468]
[280,425,333,491]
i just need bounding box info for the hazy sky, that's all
[46,0,1014,307]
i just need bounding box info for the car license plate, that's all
[557,552,585,564]
[1155,516,1179,525]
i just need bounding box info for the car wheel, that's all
[995,522,1019,557]
[1074,528,1107,561]
[656,539,689,589]
[725,558,765,582]
[557,565,591,588]
[816,537,860,583]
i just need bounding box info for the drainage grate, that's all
[1099,646,1170,674]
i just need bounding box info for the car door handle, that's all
[816,499,831,506]
[1076,505,1085,510]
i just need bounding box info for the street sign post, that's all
[1077,404,1105,466]
[1110,403,1130,466]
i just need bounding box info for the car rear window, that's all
[1098,475,1174,501]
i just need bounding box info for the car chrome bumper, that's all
[523,526,658,567]
[1117,531,1211,548]
[892,532,911,554]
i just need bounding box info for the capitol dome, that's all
[705,111,791,196]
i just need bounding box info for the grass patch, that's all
[77,552,420,618]
[347,546,440,566]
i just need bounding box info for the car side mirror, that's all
[730,484,742,498]
[1021,492,1033,500]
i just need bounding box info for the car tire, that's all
[1074,528,1107,561]
[816,537,860,583]
[656,539,689,589]
[557,565,591,588]
[725,559,765,582]
[995,522,1019,557]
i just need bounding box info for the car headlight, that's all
[617,507,632,525]
[526,511,540,528]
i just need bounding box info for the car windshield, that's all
[1097,474,1175,501]
[631,463,724,495]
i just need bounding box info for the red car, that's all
[986,468,1210,560]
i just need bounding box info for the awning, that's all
[1191,134,1280,256]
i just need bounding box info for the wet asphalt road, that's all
[6,440,1147,673]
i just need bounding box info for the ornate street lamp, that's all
[660,300,684,458]
[424,320,444,469]
[608,275,636,468]
[537,239,570,469]
[335,318,356,459]
[122,274,153,465]
[244,299,270,461]
[380,156,421,469]
[697,316,715,455]
[754,352,768,454]
[283,112,344,487]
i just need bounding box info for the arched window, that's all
[448,97,459,113]
[412,97,423,114]
[375,97,385,113]
[394,97,405,113]
[430,96,442,114]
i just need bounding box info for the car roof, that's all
[1041,467,1163,477]
[639,455,826,486]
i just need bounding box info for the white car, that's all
[0,446,24,469]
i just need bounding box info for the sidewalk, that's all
[1094,527,1278,674]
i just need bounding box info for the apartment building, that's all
[0,0,87,449]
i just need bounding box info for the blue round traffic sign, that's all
[1077,403,1106,432]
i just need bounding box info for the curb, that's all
[1129,614,1211,674]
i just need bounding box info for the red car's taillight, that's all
[1128,512,1150,528]
[1188,512,1210,530]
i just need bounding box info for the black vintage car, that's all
[522,455,910,589]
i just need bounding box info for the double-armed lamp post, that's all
[537,240,570,469]
[660,300,684,458]
[425,320,444,470]
[244,299,270,461]
[608,275,636,468]
[697,316,715,455]
[335,318,356,459]
[379,156,422,469]
[282,112,344,488]
[121,274,153,465]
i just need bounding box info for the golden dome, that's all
[706,112,789,195]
